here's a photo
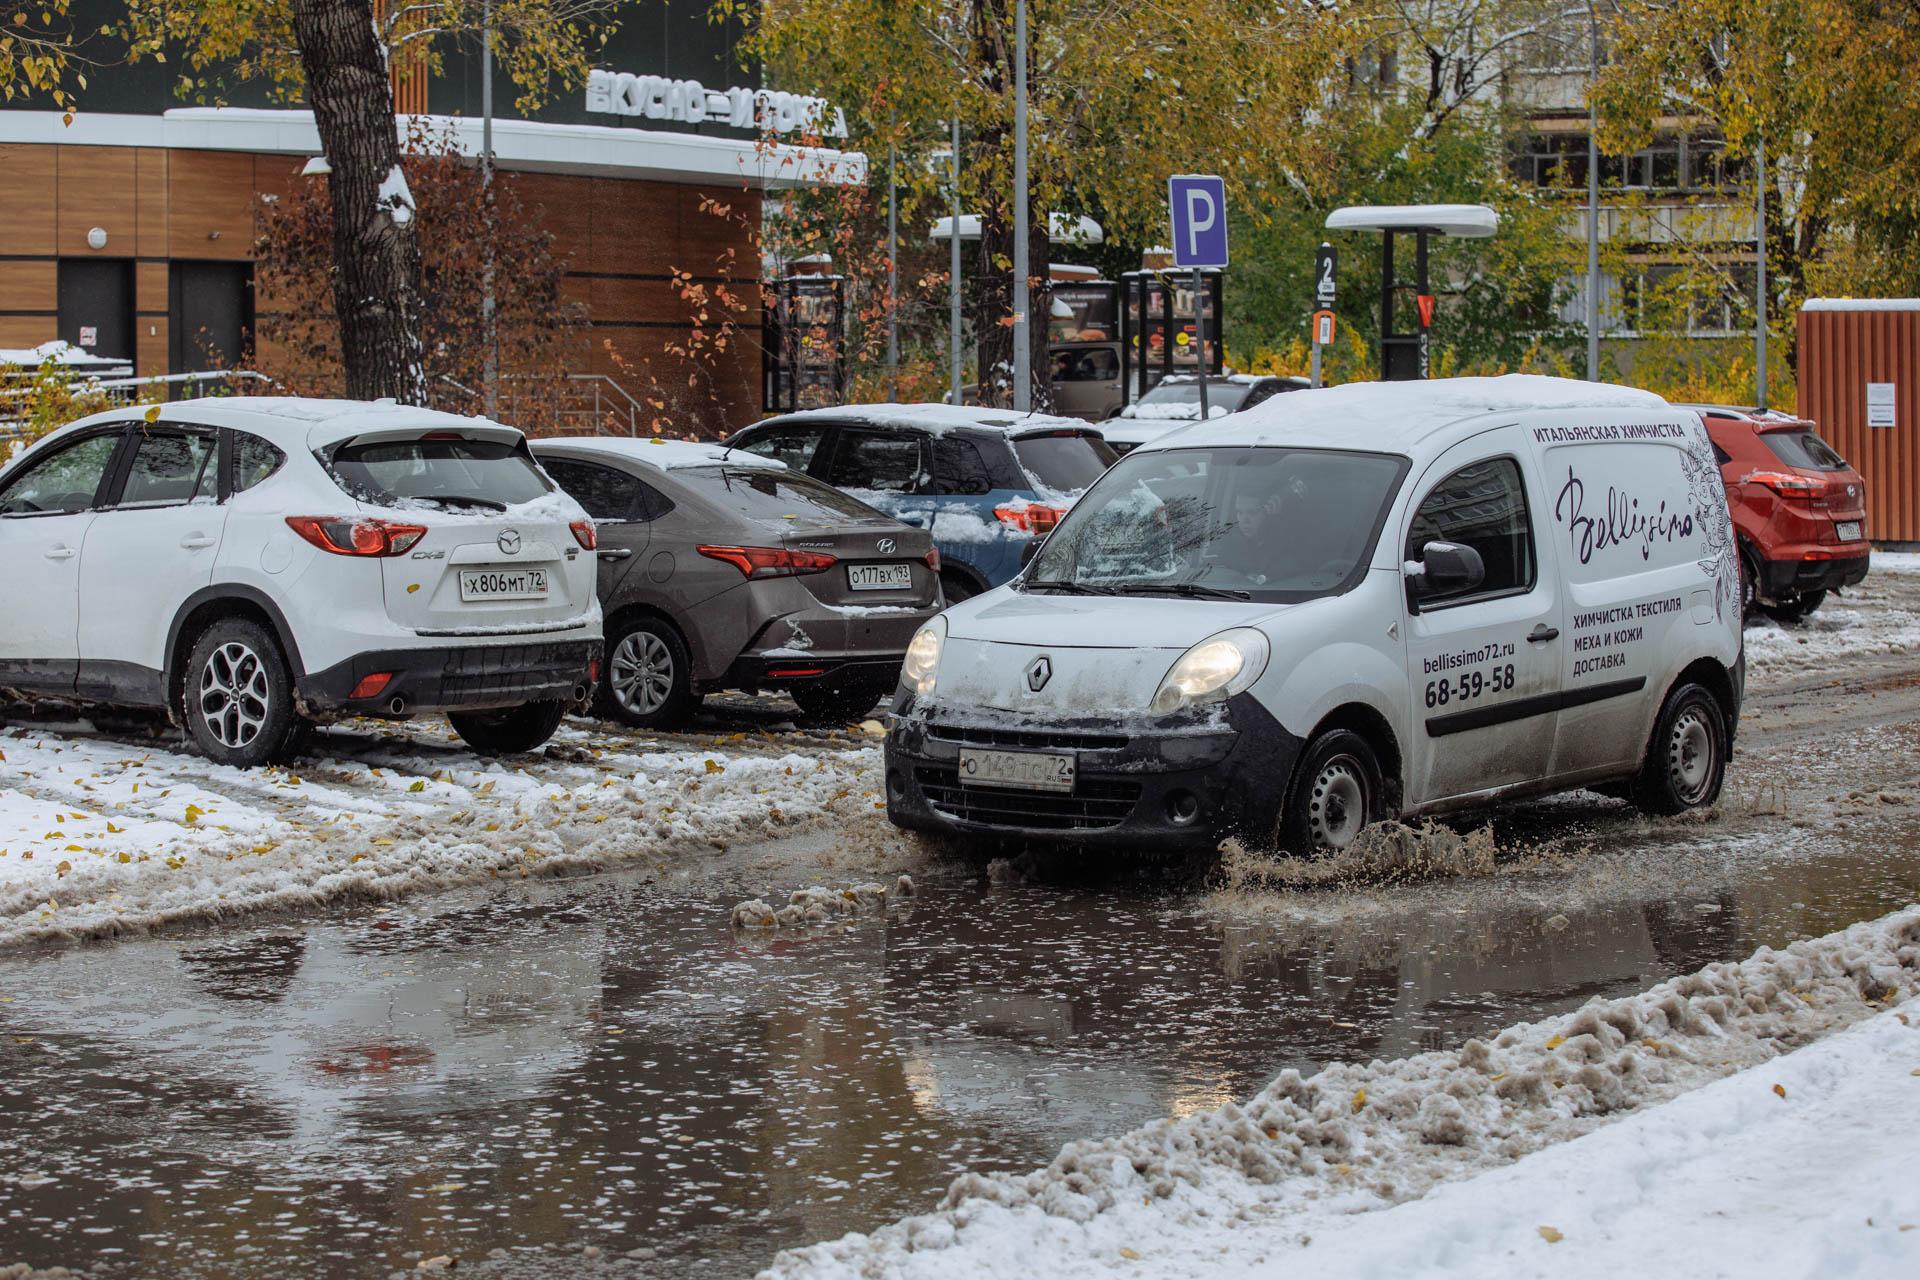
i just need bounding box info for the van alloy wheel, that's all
[1666,705,1718,806]
[610,630,674,715]
[197,640,271,749]
[1307,754,1368,850]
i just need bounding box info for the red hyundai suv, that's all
[1689,406,1870,622]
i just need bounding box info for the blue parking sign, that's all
[1167,174,1228,269]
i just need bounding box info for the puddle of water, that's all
[2,815,1918,1279]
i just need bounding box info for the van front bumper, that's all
[882,694,1301,853]
[299,640,598,717]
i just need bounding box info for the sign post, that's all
[1311,242,1336,388]
[1168,174,1228,420]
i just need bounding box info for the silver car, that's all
[532,438,941,728]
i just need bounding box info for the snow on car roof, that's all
[1149,372,1284,387]
[53,395,520,451]
[1146,375,1671,455]
[757,402,1091,436]
[536,436,787,471]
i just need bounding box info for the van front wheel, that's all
[1633,683,1728,816]
[1277,729,1385,857]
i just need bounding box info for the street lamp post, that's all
[1586,4,1600,382]
[1011,0,1031,413]
[949,114,963,405]
[481,0,497,420]
[1755,135,1768,412]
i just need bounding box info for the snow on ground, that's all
[1741,549,1920,677]
[0,719,884,950]
[759,906,1920,1280]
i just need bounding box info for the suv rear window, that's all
[684,467,891,525]
[327,435,552,509]
[1013,431,1116,493]
[1761,429,1848,471]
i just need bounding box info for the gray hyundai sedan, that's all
[532,438,941,728]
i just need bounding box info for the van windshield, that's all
[1025,446,1408,603]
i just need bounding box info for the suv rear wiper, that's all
[1115,582,1252,601]
[413,494,507,511]
[1021,578,1119,595]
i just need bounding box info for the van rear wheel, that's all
[1277,729,1385,857]
[1632,683,1728,816]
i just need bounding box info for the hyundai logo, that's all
[497,529,522,556]
[1025,655,1052,692]
[877,537,897,555]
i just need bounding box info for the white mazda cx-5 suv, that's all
[0,397,603,765]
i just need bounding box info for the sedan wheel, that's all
[610,629,675,716]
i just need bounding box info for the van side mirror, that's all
[1407,540,1485,601]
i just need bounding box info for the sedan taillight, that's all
[923,547,942,572]
[570,519,598,551]
[285,516,428,557]
[696,544,838,577]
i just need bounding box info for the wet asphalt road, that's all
[3,605,1920,1277]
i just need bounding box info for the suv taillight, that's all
[994,502,1066,534]
[696,544,838,577]
[570,519,598,551]
[1744,469,1828,500]
[286,516,428,557]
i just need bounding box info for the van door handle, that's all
[1528,624,1560,643]
[598,548,632,561]
[44,545,76,561]
[180,535,216,550]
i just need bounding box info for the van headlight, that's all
[901,617,946,698]
[1150,628,1269,716]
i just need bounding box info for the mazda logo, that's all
[877,537,897,555]
[497,529,522,555]
[1025,655,1052,692]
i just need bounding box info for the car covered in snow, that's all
[723,404,1117,601]
[1102,374,1309,455]
[0,398,601,765]
[884,375,1745,857]
[1685,404,1870,622]
[532,437,941,728]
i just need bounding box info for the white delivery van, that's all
[883,375,1744,855]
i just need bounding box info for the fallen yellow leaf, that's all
[1772,1083,1787,1099]
[1351,1087,1367,1112]
[408,780,426,793]
[1118,1247,1140,1260]
[1538,1226,1563,1244]
[1545,1035,1565,1050]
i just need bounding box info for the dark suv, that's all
[725,405,1116,601]
[1690,406,1870,622]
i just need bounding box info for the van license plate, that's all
[958,747,1075,792]
[848,563,914,591]
[1836,520,1862,542]
[459,567,549,601]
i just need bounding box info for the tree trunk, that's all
[291,0,430,404]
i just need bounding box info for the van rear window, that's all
[328,435,552,509]
[1761,429,1848,472]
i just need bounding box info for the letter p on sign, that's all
[1167,174,1228,269]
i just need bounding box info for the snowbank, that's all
[0,723,884,949]
[758,906,1920,1279]
[1742,552,1920,676]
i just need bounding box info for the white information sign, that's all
[1867,381,1897,428]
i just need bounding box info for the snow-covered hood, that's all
[932,591,1287,716]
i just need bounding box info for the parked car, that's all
[723,404,1117,601]
[1687,405,1870,622]
[1049,341,1124,421]
[0,398,601,765]
[532,437,941,728]
[885,376,1744,857]
[1103,374,1309,454]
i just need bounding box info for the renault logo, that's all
[497,529,522,555]
[877,537,896,555]
[1025,655,1052,692]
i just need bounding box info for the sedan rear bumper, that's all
[299,641,598,716]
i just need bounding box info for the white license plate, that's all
[1836,520,1863,542]
[848,563,914,591]
[459,566,549,601]
[958,747,1075,792]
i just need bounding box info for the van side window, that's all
[1407,457,1535,603]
